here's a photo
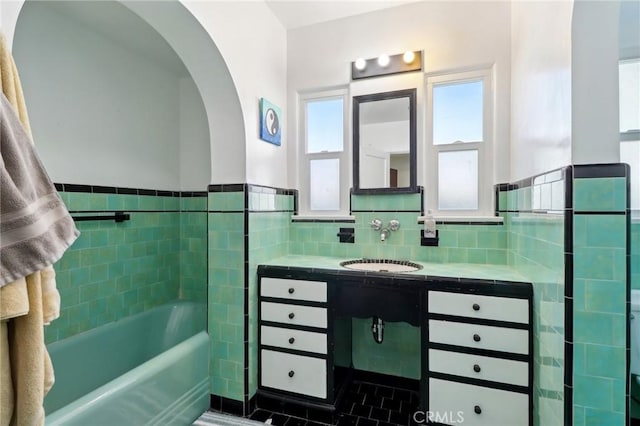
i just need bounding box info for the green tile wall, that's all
[208,190,245,401]
[351,318,421,379]
[179,210,207,301]
[632,220,639,290]
[49,191,182,344]
[501,170,566,426]
[207,188,296,405]
[248,194,292,399]
[572,175,628,426]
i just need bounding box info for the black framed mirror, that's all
[352,88,417,194]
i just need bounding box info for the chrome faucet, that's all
[370,218,400,241]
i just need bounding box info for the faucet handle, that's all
[388,219,400,231]
[370,218,383,230]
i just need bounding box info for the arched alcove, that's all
[12,0,246,189]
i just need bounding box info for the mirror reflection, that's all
[353,89,417,193]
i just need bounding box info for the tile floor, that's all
[248,380,420,426]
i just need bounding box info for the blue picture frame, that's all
[259,98,282,146]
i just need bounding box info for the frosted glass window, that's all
[619,60,640,133]
[310,159,340,211]
[306,99,344,153]
[621,140,640,210]
[433,80,483,145]
[438,150,478,210]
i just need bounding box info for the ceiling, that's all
[265,0,421,30]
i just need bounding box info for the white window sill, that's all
[417,215,504,225]
[291,215,355,222]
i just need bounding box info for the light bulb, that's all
[403,51,415,64]
[377,54,390,67]
[354,58,366,70]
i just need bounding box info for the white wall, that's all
[571,0,621,165]
[179,77,211,190]
[510,0,573,181]
[181,1,288,188]
[12,2,182,189]
[286,1,512,189]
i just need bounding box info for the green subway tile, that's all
[574,311,623,347]
[579,215,627,249]
[585,280,626,314]
[574,374,613,410]
[574,178,627,212]
[467,248,487,264]
[584,344,625,379]
[574,247,617,281]
[583,407,624,425]
[457,230,478,248]
[447,248,468,263]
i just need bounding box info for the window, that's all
[299,89,349,215]
[619,59,640,211]
[426,68,493,215]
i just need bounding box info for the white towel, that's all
[0,93,79,286]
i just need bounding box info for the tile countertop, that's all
[259,255,530,284]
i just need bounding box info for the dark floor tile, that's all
[281,402,308,419]
[356,418,378,426]
[375,386,394,399]
[378,423,401,426]
[358,383,377,395]
[381,398,401,412]
[307,422,329,426]
[399,398,418,410]
[363,394,384,408]
[285,416,308,426]
[336,414,359,426]
[249,409,273,422]
[370,407,390,422]
[306,407,334,424]
[351,404,372,418]
[269,413,291,425]
[392,389,413,403]
[344,390,366,406]
[389,410,410,425]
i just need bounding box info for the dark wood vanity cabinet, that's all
[257,266,533,426]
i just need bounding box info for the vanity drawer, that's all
[261,302,327,329]
[261,350,327,399]
[428,349,528,387]
[261,325,327,354]
[429,320,528,355]
[429,378,528,426]
[260,277,327,303]
[429,291,529,324]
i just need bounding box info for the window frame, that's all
[425,67,494,216]
[298,88,350,216]
[619,58,640,212]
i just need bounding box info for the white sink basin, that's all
[340,259,422,273]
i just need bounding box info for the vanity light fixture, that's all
[351,50,422,80]
[354,58,367,70]
[403,51,415,64]
[377,54,390,67]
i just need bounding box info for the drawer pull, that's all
[288,370,295,378]
[288,337,295,344]
[288,288,295,294]
[473,364,481,373]
[472,303,480,311]
[473,334,481,342]
[288,312,295,319]
[474,405,482,415]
